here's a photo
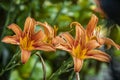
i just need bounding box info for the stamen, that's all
[73,44,87,59]
[94,26,101,38]
[20,36,34,51]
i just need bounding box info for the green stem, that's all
[0,63,20,76]
[5,50,20,69]
[36,52,46,80]
[49,57,73,80]
[6,63,20,71]
[0,50,20,76]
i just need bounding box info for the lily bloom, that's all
[36,21,58,46]
[55,14,119,72]
[71,14,120,50]
[2,17,55,64]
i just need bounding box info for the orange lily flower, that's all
[36,21,58,46]
[2,17,55,64]
[55,14,119,72]
[71,14,120,50]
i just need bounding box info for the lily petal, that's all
[70,22,85,41]
[32,30,45,41]
[102,38,120,50]
[72,56,83,72]
[86,40,100,50]
[56,44,72,53]
[86,14,98,37]
[2,35,19,45]
[60,32,74,47]
[8,24,22,37]
[34,42,55,51]
[21,49,31,64]
[86,50,111,62]
[96,37,105,45]
[23,17,36,35]
[52,36,65,46]
[37,22,54,37]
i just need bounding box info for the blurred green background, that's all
[0,0,120,80]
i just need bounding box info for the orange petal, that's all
[70,22,85,41]
[21,49,31,64]
[86,40,100,50]
[23,17,36,35]
[32,30,45,41]
[2,36,19,45]
[86,50,111,62]
[37,22,54,37]
[96,37,105,45]
[34,42,55,51]
[54,34,73,51]
[55,44,72,53]
[86,14,98,37]
[60,32,74,47]
[8,24,22,37]
[72,56,83,72]
[52,36,65,46]
[102,38,120,50]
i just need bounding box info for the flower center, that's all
[72,44,87,59]
[43,36,52,44]
[20,36,34,51]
